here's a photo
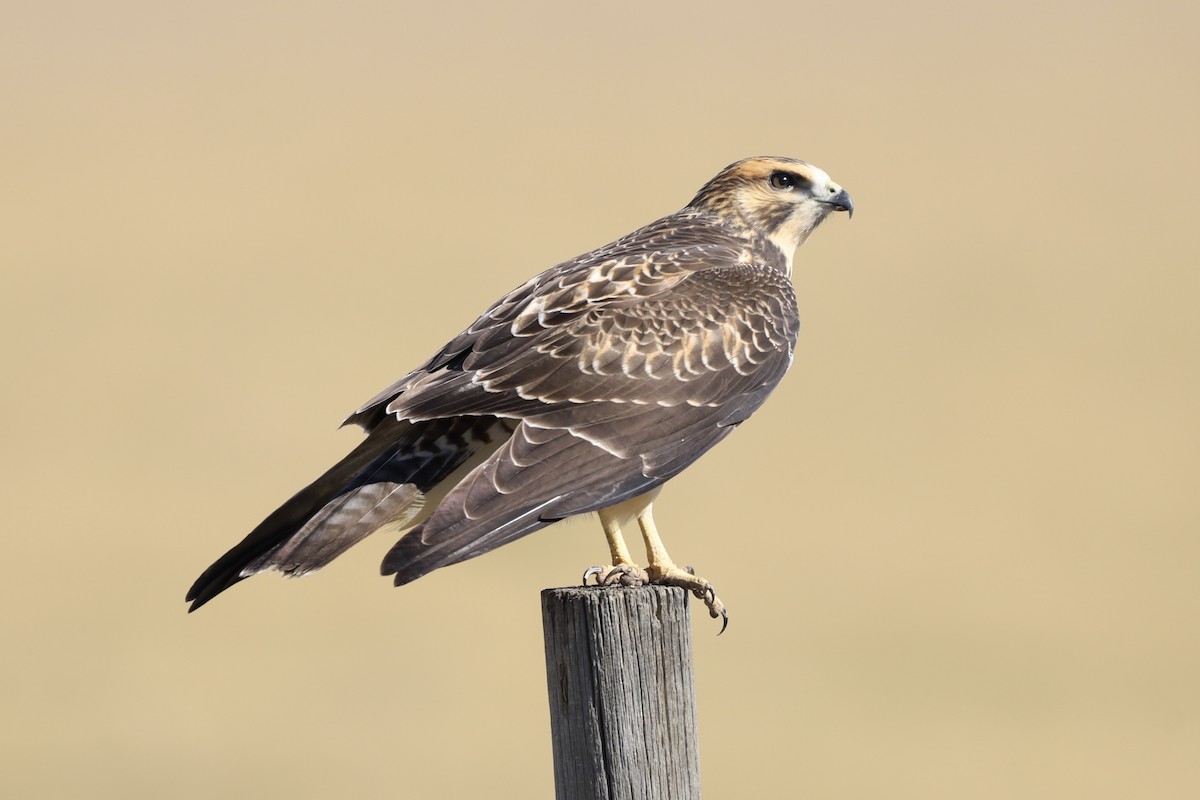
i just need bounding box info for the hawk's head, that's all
[688,156,853,274]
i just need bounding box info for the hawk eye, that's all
[769,171,796,191]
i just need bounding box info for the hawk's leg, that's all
[637,503,728,632]
[582,511,650,587]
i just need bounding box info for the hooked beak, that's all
[826,188,854,219]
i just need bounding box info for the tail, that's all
[186,416,508,611]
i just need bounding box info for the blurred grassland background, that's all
[2,1,1198,797]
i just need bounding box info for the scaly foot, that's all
[647,563,728,634]
[582,563,650,587]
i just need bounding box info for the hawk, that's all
[187,156,852,629]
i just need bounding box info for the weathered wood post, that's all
[541,585,702,800]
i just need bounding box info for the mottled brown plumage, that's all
[187,157,852,621]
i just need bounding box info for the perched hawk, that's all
[187,156,852,628]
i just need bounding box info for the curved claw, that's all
[646,564,729,633]
[696,581,727,634]
[609,565,649,586]
[582,564,649,587]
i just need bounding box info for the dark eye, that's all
[769,171,795,190]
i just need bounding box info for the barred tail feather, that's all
[186,416,510,611]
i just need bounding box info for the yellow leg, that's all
[636,502,728,632]
[583,505,650,586]
[635,502,677,576]
[601,511,637,566]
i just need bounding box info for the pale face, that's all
[690,156,853,276]
[731,159,852,274]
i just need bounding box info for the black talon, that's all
[582,566,604,585]
[717,609,729,635]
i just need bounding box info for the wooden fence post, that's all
[541,585,702,800]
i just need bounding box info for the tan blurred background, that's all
[3,1,1197,797]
